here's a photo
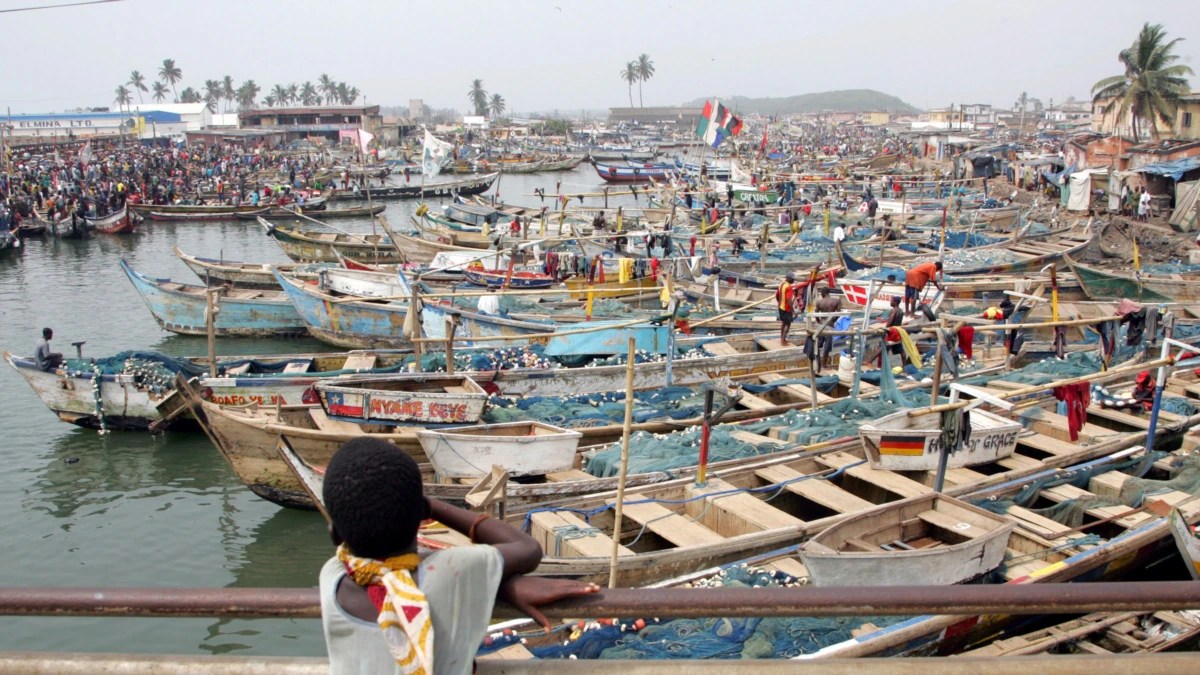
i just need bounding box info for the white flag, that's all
[422,129,452,178]
[78,141,92,167]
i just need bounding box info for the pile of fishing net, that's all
[64,351,208,393]
[583,425,787,478]
[482,387,709,429]
[958,351,1101,388]
[936,231,1002,249]
[517,564,902,660]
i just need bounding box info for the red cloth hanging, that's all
[1053,383,1091,441]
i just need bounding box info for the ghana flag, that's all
[878,435,926,456]
[695,99,744,149]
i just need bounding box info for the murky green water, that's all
[0,165,632,655]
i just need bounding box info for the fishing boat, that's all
[0,230,22,254]
[1066,254,1200,304]
[419,421,582,479]
[859,408,1022,471]
[958,609,1200,656]
[148,208,270,222]
[326,172,498,201]
[317,374,488,425]
[261,219,405,263]
[798,493,1015,586]
[462,265,555,289]
[1169,507,1200,581]
[837,227,1094,277]
[120,259,307,337]
[233,204,386,220]
[14,221,46,238]
[174,246,329,288]
[591,160,673,183]
[86,207,140,234]
[130,202,271,216]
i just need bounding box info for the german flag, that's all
[879,435,925,456]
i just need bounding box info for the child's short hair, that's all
[324,438,428,559]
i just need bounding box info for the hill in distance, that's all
[682,89,919,115]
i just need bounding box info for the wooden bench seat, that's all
[917,509,990,539]
[309,408,365,435]
[1007,505,1073,539]
[607,499,725,548]
[545,469,592,482]
[529,511,633,558]
[685,478,805,536]
[816,452,932,499]
[341,353,378,370]
[754,465,874,514]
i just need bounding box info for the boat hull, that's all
[860,409,1022,471]
[418,421,582,479]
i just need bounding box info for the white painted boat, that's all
[316,374,488,425]
[4,351,165,430]
[418,421,582,479]
[859,408,1022,471]
[1169,507,1200,581]
[318,267,408,299]
[798,493,1014,587]
[429,250,510,274]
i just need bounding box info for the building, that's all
[2,109,193,142]
[409,99,426,120]
[960,104,995,129]
[608,106,701,126]
[1090,97,1173,139]
[1175,93,1200,141]
[133,103,212,131]
[185,128,288,148]
[238,105,382,142]
[912,107,966,131]
[860,111,891,126]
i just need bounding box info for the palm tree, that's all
[620,62,638,108]
[318,73,336,102]
[114,85,131,112]
[158,58,182,102]
[179,87,201,104]
[299,82,318,106]
[335,82,350,105]
[1092,22,1193,142]
[236,80,260,109]
[635,54,655,107]
[264,94,278,107]
[286,83,299,106]
[270,84,290,106]
[221,76,235,112]
[202,79,222,113]
[346,86,361,105]
[489,93,506,118]
[151,81,169,103]
[468,79,488,117]
[128,70,147,104]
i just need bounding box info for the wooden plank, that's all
[545,469,593,482]
[765,557,808,579]
[442,385,470,394]
[817,452,932,499]
[918,509,989,539]
[529,511,633,558]
[754,465,874,514]
[1007,505,1073,539]
[1017,432,1082,457]
[685,478,805,536]
[607,499,725,548]
[477,643,534,660]
[703,341,740,356]
[341,353,378,370]
[729,430,786,448]
[737,391,778,410]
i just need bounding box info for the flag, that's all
[356,128,375,154]
[695,99,743,149]
[422,129,452,178]
[78,141,92,168]
[760,130,768,154]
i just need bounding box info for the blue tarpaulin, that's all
[1137,157,1200,182]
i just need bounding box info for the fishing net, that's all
[511,565,903,660]
[482,387,709,429]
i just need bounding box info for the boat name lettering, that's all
[926,431,1017,455]
[368,398,470,421]
[209,393,284,405]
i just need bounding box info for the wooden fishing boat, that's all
[326,172,498,201]
[563,275,660,299]
[261,219,405,263]
[1066,254,1200,303]
[317,374,488,425]
[859,408,1022,471]
[14,222,46,238]
[419,421,582,479]
[798,493,1015,586]
[233,204,386,220]
[1169,507,1200,581]
[148,207,270,222]
[806,446,1200,659]
[130,201,269,216]
[174,246,329,288]
[462,265,555,289]
[591,160,672,183]
[86,207,140,234]
[958,609,1200,656]
[836,226,1093,277]
[120,259,307,337]
[52,217,93,239]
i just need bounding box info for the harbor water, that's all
[0,165,636,655]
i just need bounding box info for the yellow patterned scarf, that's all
[337,544,433,674]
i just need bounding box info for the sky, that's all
[1,0,1199,116]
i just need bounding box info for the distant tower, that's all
[409,99,425,120]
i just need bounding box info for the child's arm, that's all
[428,498,541,577]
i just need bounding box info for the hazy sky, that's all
[2,0,1199,115]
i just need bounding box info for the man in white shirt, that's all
[476,289,501,316]
[832,223,846,243]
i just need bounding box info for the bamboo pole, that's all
[205,289,219,378]
[608,337,637,589]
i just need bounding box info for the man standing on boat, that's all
[35,328,63,372]
[776,272,798,346]
[903,260,942,317]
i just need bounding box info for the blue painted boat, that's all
[543,320,670,357]
[591,159,673,183]
[273,270,412,349]
[461,266,555,289]
[120,259,307,337]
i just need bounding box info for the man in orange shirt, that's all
[904,260,943,316]
[775,272,798,345]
